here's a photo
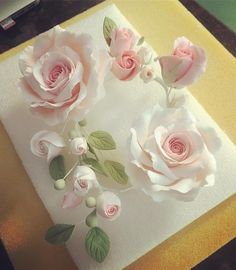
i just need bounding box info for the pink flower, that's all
[110,28,136,57]
[128,105,221,202]
[70,137,88,155]
[18,26,110,126]
[159,37,207,88]
[30,130,65,162]
[96,191,121,221]
[140,66,155,83]
[73,166,98,196]
[111,50,141,81]
[62,191,83,209]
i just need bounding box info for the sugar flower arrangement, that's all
[18,17,221,263]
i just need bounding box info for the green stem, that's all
[63,160,80,180]
[154,77,174,107]
[154,76,169,93]
[80,125,102,161]
[88,144,99,161]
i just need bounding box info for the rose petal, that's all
[33,26,64,58]
[174,36,193,49]
[144,135,176,180]
[204,174,215,187]
[159,55,192,86]
[198,126,221,154]
[30,82,87,125]
[170,178,197,193]
[148,106,196,134]
[173,46,207,88]
[130,128,152,167]
[19,46,35,76]
[147,186,200,202]
[73,166,97,181]
[132,105,157,145]
[62,191,83,209]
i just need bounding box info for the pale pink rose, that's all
[70,137,88,155]
[30,130,65,162]
[62,191,83,209]
[128,105,221,202]
[110,28,136,57]
[111,50,141,81]
[140,66,155,83]
[96,191,121,221]
[159,37,207,88]
[18,26,110,126]
[73,166,98,196]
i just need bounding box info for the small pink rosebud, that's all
[70,137,88,155]
[159,36,207,88]
[110,28,136,57]
[140,66,155,83]
[30,130,65,162]
[73,166,98,196]
[96,191,121,221]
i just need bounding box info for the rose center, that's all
[77,146,84,152]
[47,62,71,87]
[105,205,118,217]
[169,137,186,155]
[122,56,134,69]
[78,179,88,190]
[173,47,192,58]
[38,141,48,154]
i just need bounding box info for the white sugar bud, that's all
[70,137,88,155]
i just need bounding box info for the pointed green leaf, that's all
[45,224,75,245]
[49,155,66,180]
[87,143,99,160]
[83,158,107,176]
[104,160,128,185]
[137,36,144,46]
[87,131,116,150]
[79,119,87,127]
[85,227,110,263]
[103,17,117,46]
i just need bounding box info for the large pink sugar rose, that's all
[110,28,136,57]
[18,26,110,125]
[159,37,207,88]
[111,50,141,81]
[128,105,221,202]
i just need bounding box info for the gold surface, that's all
[0,0,235,269]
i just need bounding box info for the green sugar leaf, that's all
[87,131,116,150]
[49,155,66,180]
[45,224,75,245]
[85,227,110,263]
[104,160,128,185]
[103,17,117,46]
[83,158,108,176]
[137,36,144,46]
